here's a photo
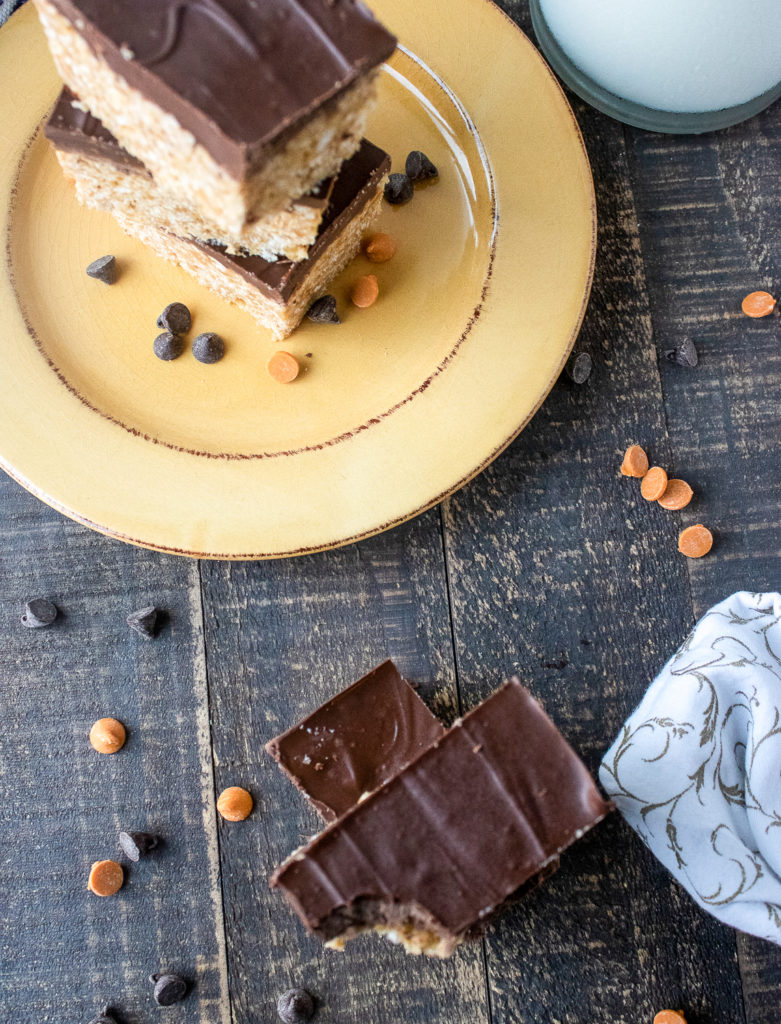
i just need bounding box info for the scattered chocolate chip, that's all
[665,337,698,368]
[566,351,593,384]
[277,988,316,1024]
[306,295,340,325]
[156,302,192,335]
[192,332,225,364]
[384,173,413,205]
[86,255,118,285]
[405,150,438,183]
[150,974,188,1007]
[153,332,185,361]
[88,1005,118,1024]
[21,598,57,629]
[127,605,158,639]
[119,830,159,862]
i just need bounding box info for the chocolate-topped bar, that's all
[46,87,334,260]
[266,661,445,822]
[34,0,396,231]
[108,138,390,338]
[271,679,611,957]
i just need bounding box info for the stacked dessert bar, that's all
[35,0,396,338]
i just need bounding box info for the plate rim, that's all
[0,0,596,560]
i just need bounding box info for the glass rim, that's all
[529,0,781,134]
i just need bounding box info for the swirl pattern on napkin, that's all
[600,591,781,944]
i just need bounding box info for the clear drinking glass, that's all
[530,0,781,133]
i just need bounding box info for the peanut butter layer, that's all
[46,87,332,259]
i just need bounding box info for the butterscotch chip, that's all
[362,233,397,263]
[267,351,299,384]
[217,786,253,821]
[620,444,649,478]
[657,479,693,510]
[678,524,713,558]
[350,274,379,308]
[89,718,126,754]
[653,1013,687,1024]
[640,466,668,501]
[88,860,124,897]
[741,291,776,318]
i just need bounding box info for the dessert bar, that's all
[34,0,396,232]
[271,678,611,956]
[110,139,390,339]
[46,88,333,261]
[266,661,446,822]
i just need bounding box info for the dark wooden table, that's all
[2,2,780,1022]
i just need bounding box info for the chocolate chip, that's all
[192,332,225,364]
[150,974,188,1007]
[153,332,185,361]
[127,605,158,639]
[277,988,316,1024]
[566,351,593,384]
[88,1005,118,1024]
[405,150,438,183]
[156,302,192,335]
[384,173,413,205]
[119,830,159,862]
[665,337,698,367]
[86,255,118,284]
[306,295,341,325]
[21,598,57,629]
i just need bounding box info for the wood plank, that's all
[437,27,748,1017]
[198,511,490,1024]
[623,101,781,1024]
[0,475,229,1024]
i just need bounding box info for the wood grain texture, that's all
[0,473,229,1024]
[623,98,781,1024]
[442,6,751,1019]
[198,512,489,1024]
[1,0,780,1022]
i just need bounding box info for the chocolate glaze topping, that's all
[266,661,445,822]
[271,679,611,943]
[50,0,397,179]
[45,88,146,172]
[44,92,390,296]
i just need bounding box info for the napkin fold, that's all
[600,591,781,945]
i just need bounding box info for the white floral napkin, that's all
[600,591,781,945]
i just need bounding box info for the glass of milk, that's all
[530,0,781,133]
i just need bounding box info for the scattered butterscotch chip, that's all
[678,524,713,558]
[362,233,397,263]
[653,1012,687,1024]
[89,718,126,754]
[741,291,776,318]
[640,466,668,501]
[620,444,649,478]
[217,786,253,821]
[267,351,300,384]
[88,859,124,897]
[657,479,693,510]
[350,274,379,308]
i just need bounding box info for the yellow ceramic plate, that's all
[1,1,595,558]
